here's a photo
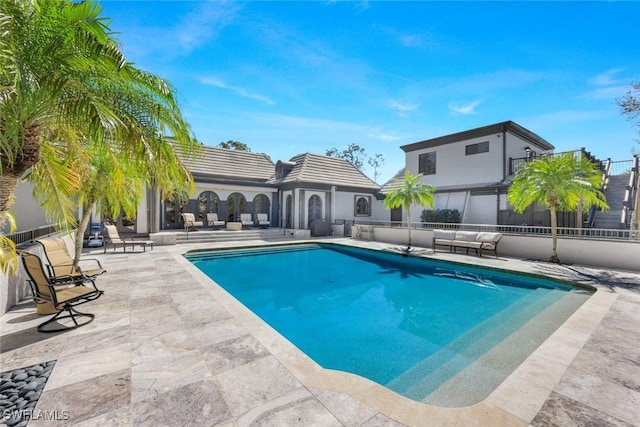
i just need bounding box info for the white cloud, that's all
[200,77,276,105]
[580,68,630,100]
[398,34,423,48]
[389,100,419,116]
[580,86,629,100]
[174,1,241,53]
[448,100,482,115]
[524,110,610,130]
[367,132,402,141]
[588,68,627,87]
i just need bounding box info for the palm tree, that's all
[30,135,195,266]
[384,171,435,249]
[507,152,608,263]
[0,0,198,271]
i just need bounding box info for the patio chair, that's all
[103,224,154,253]
[37,237,106,282]
[19,251,103,333]
[240,213,253,228]
[256,213,270,228]
[206,213,225,229]
[181,212,204,231]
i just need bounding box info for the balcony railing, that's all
[509,148,605,176]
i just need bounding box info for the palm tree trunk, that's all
[406,205,412,247]
[0,174,19,232]
[74,203,93,267]
[0,125,42,232]
[549,207,559,263]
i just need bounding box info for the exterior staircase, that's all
[593,174,629,229]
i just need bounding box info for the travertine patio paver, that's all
[1,237,639,426]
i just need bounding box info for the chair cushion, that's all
[476,232,502,243]
[455,231,478,241]
[433,230,456,240]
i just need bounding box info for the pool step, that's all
[186,244,321,261]
[422,290,591,407]
[175,229,297,244]
[387,287,556,395]
[386,288,578,400]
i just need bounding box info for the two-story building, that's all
[380,121,554,225]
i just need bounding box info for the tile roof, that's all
[178,145,275,182]
[271,153,380,190]
[380,168,406,193]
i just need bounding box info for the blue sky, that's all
[101,1,639,183]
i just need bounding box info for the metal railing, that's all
[509,148,605,176]
[609,159,635,176]
[354,220,640,241]
[5,224,59,246]
[621,155,639,228]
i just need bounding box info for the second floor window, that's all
[419,152,436,175]
[465,141,490,155]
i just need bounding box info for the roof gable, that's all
[272,153,380,190]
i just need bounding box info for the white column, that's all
[294,188,300,229]
[331,185,336,223]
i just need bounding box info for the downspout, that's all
[496,188,500,225]
[502,124,507,181]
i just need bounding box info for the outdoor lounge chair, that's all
[240,213,253,228]
[206,213,225,229]
[181,212,204,231]
[256,213,270,228]
[19,251,103,333]
[103,224,154,253]
[37,237,106,282]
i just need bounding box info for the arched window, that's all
[354,196,371,216]
[227,193,246,222]
[308,195,322,226]
[253,194,270,217]
[198,191,220,221]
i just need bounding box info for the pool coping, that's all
[172,238,617,426]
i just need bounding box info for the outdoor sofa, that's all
[432,229,502,257]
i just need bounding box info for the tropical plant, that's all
[384,171,435,248]
[0,0,198,271]
[507,152,608,263]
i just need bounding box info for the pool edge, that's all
[172,238,614,426]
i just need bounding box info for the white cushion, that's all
[455,231,478,241]
[433,230,456,240]
[476,232,502,243]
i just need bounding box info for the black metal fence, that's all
[5,224,59,246]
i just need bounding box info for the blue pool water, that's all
[186,243,592,405]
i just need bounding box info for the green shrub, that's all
[421,209,461,223]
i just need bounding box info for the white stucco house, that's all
[379,121,555,226]
[141,146,382,236]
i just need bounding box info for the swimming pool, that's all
[186,243,593,407]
